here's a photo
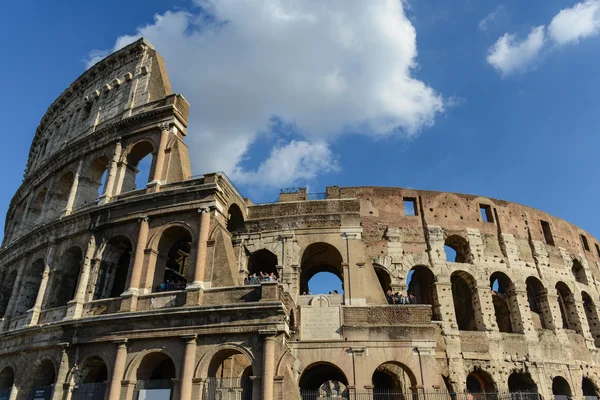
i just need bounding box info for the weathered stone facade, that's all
[0,38,599,400]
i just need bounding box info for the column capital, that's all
[198,207,212,214]
[259,329,278,338]
[138,216,149,223]
[113,338,128,346]
[181,334,197,343]
[158,122,172,132]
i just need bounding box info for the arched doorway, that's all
[582,291,600,347]
[445,235,471,263]
[93,236,133,300]
[300,243,344,296]
[0,271,17,317]
[14,259,45,316]
[490,272,521,333]
[47,246,83,308]
[466,370,496,394]
[135,352,176,400]
[154,226,193,292]
[556,282,581,333]
[372,362,417,398]
[451,271,482,331]
[247,249,278,281]
[526,277,551,330]
[552,376,572,400]
[408,266,440,318]
[582,377,599,400]
[205,349,253,399]
[299,363,348,398]
[508,371,537,394]
[27,360,56,400]
[71,357,108,400]
[0,367,14,399]
[227,204,245,234]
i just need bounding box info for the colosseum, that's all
[0,37,599,400]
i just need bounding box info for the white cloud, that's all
[231,140,339,188]
[479,5,506,31]
[88,0,444,188]
[487,26,546,76]
[549,0,600,45]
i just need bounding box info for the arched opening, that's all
[526,277,550,330]
[300,243,344,296]
[93,236,133,300]
[135,352,176,399]
[14,259,45,316]
[445,235,471,263]
[407,266,437,313]
[154,226,192,292]
[372,361,417,397]
[582,291,600,346]
[71,357,107,400]
[8,201,27,241]
[572,260,588,285]
[28,187,49,226]
[122,141,154,193]
[556,282,581,332]
[48,172,74,219]
[74,156,110,209]
[552,376,572,400]
[508,371,537,393]
[451,271,481,331]
[27,359,56,400]
[490,272,521,333]
[227,204,245,234]
[0,271,17,317]
[374,264,391,295]
[582,377,599,400]
[47,247,83,309]
[466,369,496,394]
[0,366,14,398]
[247,249,278,282]
[205,349,253,398]
[299,362,348,397]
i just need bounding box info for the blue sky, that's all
[1,0,600,262]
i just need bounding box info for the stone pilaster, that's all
[108,340,128,400]
[98,139,122,204]
[50,344,70,400]
[65,234,97,319]
[261,334,276,400]
[63,159,83,216]
[147,123,171,191]
[180,335,197,400]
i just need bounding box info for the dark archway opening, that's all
[300,243,344,296]
[572,260,588,285]
[445,235,471,263]
[48,172,73,220]
[299,363,348,396]
[206,350,252,397]
[123,141,154,193]
[556,282,581,332]
[15,259,45,317]
[582,378,599,399]
[582,291,600,347]
[28,360,56,400]
[490,272,518,333]
[466,370,496,393]
[227,204,245,234]
[0,271,17,318]
[48,246,83,308]
[0,366,14,399]
[526,277,550,330]
[136,352,176,399]
[154,226,192,292]
[72,357,108,400]
[372,362,417,398]
[508,372,537,393]
[552,376,572,400]
[247,249,278,281]
[75,156,110,209]
[408,266,439,318]
[374,264,391,294]
[451,271,480,331]
[94,236,133,300]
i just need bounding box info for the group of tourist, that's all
[244,271,278,285]
[156,279,187,292]
[386,289,416,305]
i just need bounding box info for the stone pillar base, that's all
[146,180,162,193]
[64,300,84,320]
[185,287,204,306]
[119,293,138,312]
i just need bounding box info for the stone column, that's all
[8,384,17,400]
[50,344,70,400]
[148,123,171,190]
[29,245,56,326]
[261,335,276,400]
[108,340,128,400]
[65,234,96,319]
[512,283,537,339]
[98,139,123,204]
[191,208,211,288]
[474,281,496,332]
[180,335,197,400]
[63,160,84,216]
[125,217,149,294]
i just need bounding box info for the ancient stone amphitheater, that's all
[0,38,599,400]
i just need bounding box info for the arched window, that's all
[526,277,551,330]
[47,173,74,219]
[552,376,572,400]
[572,260,588,285]
[72,357,108,400]
[466,369,496,394]
[508,371,537,394]
[154,226,192,292]
[247,249,278,280]
[14,259,45,316]
[0,270,17,318]
[556,281,581,333]
[451,271,482,331]
[372,362,417,396]
[74,156,110,209]
[445,235,471,263]
[407,266,440,319]
[300,243,344,296]
[582,291,600,347]
[47,247,83,308]
[490,272,522,333]
[94,236,133,300]
[121,141,154,193]
[135,352,176,398]
[227,204,245,233]
[206,349,253,396]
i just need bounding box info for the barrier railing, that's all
[203,377,252,400]
[298,390,542,400]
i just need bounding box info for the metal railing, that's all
[203,377,253,400]
[71,383,106,400]
[298,391,542,400]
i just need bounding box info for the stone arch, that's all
[206,348,253,379]
[47,246,83,308]
[0,270,17,317]
[120,139,156,193]
[526,276,551,330]
[93,235,133,300]
[300,242,344,295]
[275,350,296,378]
[490,271,521,333]
[466,369,497,393]
[372,361,418,395]
[24,358,56,400]
[299,362,349,391]
[508,371,537,393]
[48,172,75,219]
[572,259,588,285]
[28,186,49,226]
[132,350,177,397]
[582,291,600,347]
[0,366,15,390]
[373,263,392,294]
[247,249,278,279]
[451,270,483,331]
[195,345,256,380]
[226,203,245,234]
[150,224,194,291]
[125,348,180,382]
[15,258,46,316]
[445,235,471,263]
[74,155,110,209]
[71,356,108,400]
[582,377,599,398]
[556,281,582,332]
[408,265,436,305]
[552,376,572,399]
